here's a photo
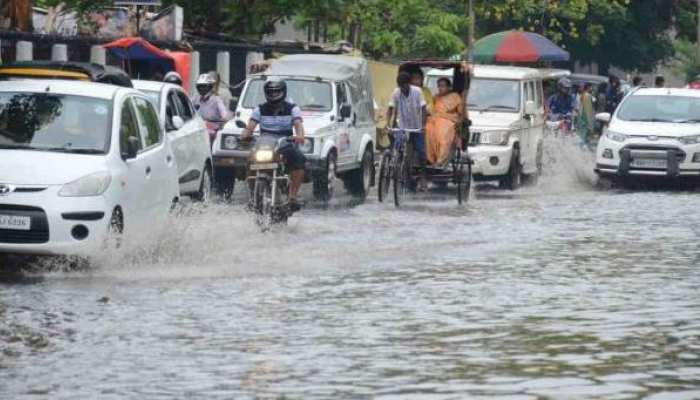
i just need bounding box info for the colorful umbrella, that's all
[469,31,569,64]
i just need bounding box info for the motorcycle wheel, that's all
[254,179,273,232]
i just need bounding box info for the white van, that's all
[213,54,376,200]
[427,65,545,189]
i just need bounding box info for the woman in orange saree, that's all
[425,77,463,166]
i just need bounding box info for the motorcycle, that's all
[246,135,295,232]
[546,113,574,137]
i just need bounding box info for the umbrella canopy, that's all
[103,37,192,92]
[470,31,569,64]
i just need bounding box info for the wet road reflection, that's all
[2,139,700,399]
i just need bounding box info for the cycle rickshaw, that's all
[378,60,473,206]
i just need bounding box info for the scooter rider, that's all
[193,72,231,125]
[241,80,306,211]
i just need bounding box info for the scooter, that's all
[546,113,573,137]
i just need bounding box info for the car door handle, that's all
[166,155,172,163]
[146,166,151,175]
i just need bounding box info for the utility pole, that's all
[697,0,700,65]
[466,0,475,58]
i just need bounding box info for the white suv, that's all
[0,80,179,256]
[428,65,545,189]
[595,88,700,182]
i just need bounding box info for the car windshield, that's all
[142,90,161,109]
[242,79,333,111]
[0,92,111,154]
[467,78,521,112]
[617,95,700,123]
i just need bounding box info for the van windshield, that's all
[0,92,111,154]
[467,79,521,112]
[242,79,333,111]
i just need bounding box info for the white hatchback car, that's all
[595,88,700,182]
[133,80,212,200]
[0,80,179,256]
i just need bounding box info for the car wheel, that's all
[109,208,124,235]
[193,165,213,202]
[500,148,522,190]
[345,146,373,199]
[313,152,337,202]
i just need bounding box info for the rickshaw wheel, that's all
[456,149,472,205]
[378,152,392,203]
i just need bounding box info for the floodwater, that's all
[2,139,700,399]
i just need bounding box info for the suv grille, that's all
[0,204,49,244]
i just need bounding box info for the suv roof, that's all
[427,64,541,80]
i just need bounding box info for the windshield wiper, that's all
[0,144,31,150]
[302,104,328,110]
[480,104,517,112]
[628,118,674,123]
[43,147,104,154]
[676,118,700,123]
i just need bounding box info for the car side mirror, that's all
[229,97,239,112]
[596,112,611,124]
[524,100,537,116]
[235,120,247,129]
[122,136,140,160]
[171,115,184,131]
[340,103,352,120]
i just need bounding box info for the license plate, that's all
[632,158,667,168]
[250,163,278,170]
[0,215,31,231]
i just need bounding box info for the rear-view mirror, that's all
[524,100,537,116]
[122,136,140,160]
[596,112,611,124]
[229,97,239,112]
[171,116,184,130]
[340,103,352,119]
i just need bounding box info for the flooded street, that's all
[2,141,700,399]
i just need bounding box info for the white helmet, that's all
[164,71,183,85]
[196,73,216,97]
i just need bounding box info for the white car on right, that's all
[595,88,700,183]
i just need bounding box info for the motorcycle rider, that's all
[241,80,306,211]
[546,78,575,120]
[193,72,231,127]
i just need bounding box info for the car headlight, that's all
[678,135,700,145]
[605,130,627,142]
[298,138,314,154]
[254,149,274,163]
[222,134,239,150]
[479,130,510,145]
[59,171,112,197]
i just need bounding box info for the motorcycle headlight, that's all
[59,171,112,197]
[678,135,700,145]
[605,130,628,142]
[479,130,510,145]
[222,134,239,150]
[254,149,274,163]
[298,138,314,154]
